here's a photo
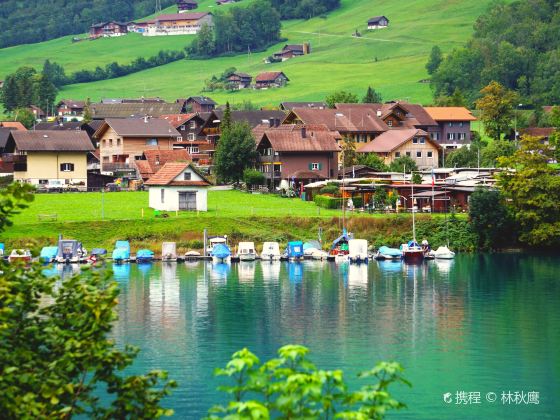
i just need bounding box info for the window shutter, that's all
[318,163,323,170]
[308,163,313,170]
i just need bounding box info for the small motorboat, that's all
[211,243,231,263]
[86,248,107,264]
[311,249,328,260]
[162,242,177,262]
[136,249,154,263]
[401,240,424,264]
[56,239,87,264]
[8,249,32,263]
[237,242,257,261]
[207,236,228,256]
[286,241,304,261]
[40,246,58,263]
[261,242,281,261]
[375,246,402,260]
[112,241,131,263]
[433,246,456,260]
[184,250,201,260]
[329,230,351,262]
[349,239,369,264]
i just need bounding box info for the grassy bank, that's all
[3,190,474,254]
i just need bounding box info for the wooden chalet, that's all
[185,96,217,113]
[57,100,85,118]
[273,43,311,61]
[367,16,389,29]
[177,0,198,12]
[159,114,212,165]
[255,71,289,89]
[90,21,128,38]
[227,72,253,89]
[143,12,213,36]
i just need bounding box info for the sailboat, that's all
[401,174,424,263]
[433,186,455,259]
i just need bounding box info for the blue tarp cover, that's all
[211,244,231,259]
[378,246,402,257]
[288,241,304,258]
[40,246,58,261]
[136,249,154,259]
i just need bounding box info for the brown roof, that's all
[144,161,211,186]
[520,127,555,138]
[258,125,340,152]
[255,71,289,82]
[159,113,197,128]
[90,102,183,118]
[336,102,439,127]
[424,107,477,122]
[9,131,94,152]
[252,123,334,143]
[147,12,211,23]
[0,121,27,130]
[287,108,388,132]
[95,118,181,138]
[58,99,86,109]
[141,149,191,177]
[357,129,437,153]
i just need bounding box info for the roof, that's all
[252,122,335,143]
[424,107,477,122]
[0,121,27,130]
[9,131,94,152]
[91,21,128,28]
[148,12,210,23]
[281,101,327,110]
[0,128,13,149]
[137,149,191,179]
[159,113,198,128]
[520,127,555,138]
[229,72,252,78]
[90,102,183,119]
[96,118,181,138]
[282,44,305,52]
[255,72,289,82]
[357,129,435,153]
[368,16,388,24]
[335,102,439,127]
[145,161,211,186]
[187,96,217,105]
[35,121,83,131]
[288,108,388,132]
[258,125,340,152]
[213,110,287,128]
[58,99,85,109]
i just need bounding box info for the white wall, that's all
[149,187,208,211]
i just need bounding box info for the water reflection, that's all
[261,261,281,283]
[209,262,230,285]
[288,262,303,283]
[237,261,256,283]
[347,263,368,289]
[112,263,131,282]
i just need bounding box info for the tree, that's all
[1,75,18,112]
[42,59,68,87]
[0,183,177,418]
[213,121,257,184]
[189,23,215,57]
[497,135,560,246]
[207,344,409,418]
[222,101,232,132]
[434,88,467,107]
[83,98,93,124]
[243,169,265,188]
[325,90,358,108]
[480,139,517,167]
[445,145,479,168]
[411,173,422,184]
[341,136,358,168]
[426,45,443,75]
[468,188,513,249]
[363,86,383,103]
[475,81,519,140]
[33,73,58,114]
[13,107,36,129]
[389,156,417,173]
[357,153,388,171]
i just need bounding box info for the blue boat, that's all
[287,241,304,260]
[0,243,4,257]
[375,246,402,260]
[40,246,58,263]
[136,249,154,263]
[112,241,131,262]
[211,243,231,263]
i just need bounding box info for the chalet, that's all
[135,149,191,181]
[29,105,46,120]
[143,12,213,36]
[424,107,477,148]
[273,43,311,61]
[185,96,217,113]
[34,120,103,147]
[146,162,211,211]
[367,16,389,30]
[158,113,211,164]
[90,21,128,38]
[57,100,85,119]
[177,0,198,12]
[255,125,340,189]
[520,127,556,145]
[3,131,93,189]
[93,118,182,174]
[127,21,149,33]
[90,101,184,119]
[280,102,327,111]
[227,72,253,89]
[357,128,441,169]
[255,72,289,89]
[216,0,237,5]
[0,122,26,155]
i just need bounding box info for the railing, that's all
[3,154,27,171]
[203,128,220,135]
[102,162,135,172]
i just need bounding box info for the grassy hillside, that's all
[0,0,509,105]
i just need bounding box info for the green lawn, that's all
[0,0,512,106]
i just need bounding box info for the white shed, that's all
[145,161,211,211]
[367,16,389,30]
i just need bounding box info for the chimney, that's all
[268,118,274,127]
[275,118,280,127]
[301,127,307,138]
[376,110,382,117]
[144,116,148,123]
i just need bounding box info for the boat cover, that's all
[287,241,304,258]
[136,249,154,259]
[112,241,131,260]
[40,246,58,261]
[303,241,321,251]
[91,248,108,256]
[211,243,231,259]
[378,246,402,257]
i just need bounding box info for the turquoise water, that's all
[105,255,559,418]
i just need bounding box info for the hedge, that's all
[314,195,342,209]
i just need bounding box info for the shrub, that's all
[314,194,342,209]
[319,183,340,195]
[243,169,265,188]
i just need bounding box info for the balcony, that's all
[102,162,136,173]
[3,154,27,171]
[203,127,220,136]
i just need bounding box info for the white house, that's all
[367,16,389,30]
[145,161,211,211]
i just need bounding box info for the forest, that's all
[269,0,340,19]
[0,0,175,48]
[430,0,560,105]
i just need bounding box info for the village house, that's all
[134,149,191,181]
[89,21,128,38]
[29,105,46,120]
[227,72,253,89]
[177,0,198,12]
[424,107,477,148]
[34,120,103,147]
[146,162,211,211]
[57,100,85,120]
[127,21,149,33]
[216,0,238,5]
[90,101,184,119]
[159,113,212,165]
[280,102,327,111]
[357,128,441,169]
[520,127,556,146]
[272,43,311,61]
[94,118,181,174]
[3,131,93,190]
[143,12,213,36]
[185,96,217,113]
[0,122,27,155]
[255,72,289,89]
[367,16,389,30]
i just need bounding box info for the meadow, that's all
[0,0,511,106]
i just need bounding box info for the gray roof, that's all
[0,127,12,149]
[9,131,94,152]
[281,101,327,110]
[90,102,183,119]
[100,118,181,138]
[187,96,217,105]
[213,110,287,128]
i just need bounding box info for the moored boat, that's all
[329,230,351,262]
[162,242,177,262]
[211,243,231,263]
[349,239,369,263]
[237,242,257,261]
[136,249,155,263]
[401,240,424,263]
[286,241,304,261]
[56,238,87,264]
[112,240,131,263]
[433,246,456,260]
[8,249,32,263]
[261,242,281,261]
[375,246,402,260]
[40,246,58,263]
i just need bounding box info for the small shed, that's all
[368,16,389,30]
[145,161,211,211]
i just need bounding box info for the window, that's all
[187,146,199,154]
[39,179,48,185]
[431,132,440,141]
[427,151,433,158]
[190,121,196,129]
[459,122,464,127]
[412,137,418,144]
[310,162,320,170]
[416,151,422,158]
[146,138,158,146]
[161,189,165,203]
[448,122,453,127]
[184,172,191,181]
[188,133,196,141]
[60,163,74,172]
[116,138,121,146]
[395,151,401,158]
[180,125,186,131]
[420,138,425,144]
[387,120,393,127]
[447,133,455,140]
[406,151,411,157]
[109,139,113,147]
[459,132,466,140]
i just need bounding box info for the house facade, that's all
[255,72,289,89]
[146,162,211,211]
[90,22,128,38]
[368,16,389,29]
[159,113,212,165]
[57,100,85,119]
[273,43,311,61]
[143,12,213,36]
[4,131,93,189]
[227,72,253,89]
[424,107,477,149]
[94,118,181,174]
[185,96,217,113]
[177,0,198,11]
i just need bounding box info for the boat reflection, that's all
[209,262,230,285]
[434,258,455,274]
[261,260,281,283]
[348,263,368,289]
[376,259,402,273]
[238,261,256,283]
[288,262,303,284]
[137,262,153,276]
[112,263,131,282]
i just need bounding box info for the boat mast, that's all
[411,170,416,242]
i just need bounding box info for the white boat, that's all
[162,242,177,262]
[8,249,32,263]
[261,242,281,261]
[311,249,328,260]
[348,239,369,263]
[207,236,228,255]
[335,253,349,264]
[433,246,456,259]
[237,242,257,261]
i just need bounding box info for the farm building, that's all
[89,21,128,38]
[255,72,289,89]
[177,0,198,12]
[367,16,389,29]
[143,12,213,36]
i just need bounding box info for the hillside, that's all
[0,0,512,106]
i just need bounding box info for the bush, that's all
[319,183,340,195]
[243,169,265,188]
[314,194,342,209]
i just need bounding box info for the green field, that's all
[0,0,509,106]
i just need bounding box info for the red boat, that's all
[401,241,424,263]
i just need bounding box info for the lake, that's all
[95,255,559,418]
